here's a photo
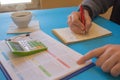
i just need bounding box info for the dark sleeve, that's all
[81,0,114,19]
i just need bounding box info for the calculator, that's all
[6,40,47,56]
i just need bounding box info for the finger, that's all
[100,53,118,72]
[85,18,92,32]
[70,20,86,34]
[77,46,106,64]
[68,15,86,34]
[96,49,113,67]
[71,12,85,30]
[71,12,80,22]
[69,21,87,34]
[68,15,80,31]
[70,12,87,33]
[96,45,120,67]
[68,14,84,33]
[111,62,120,77]
[73,23,86,33]
[67,15,72,26]
[84,9,92,32]
[70,25,85,34]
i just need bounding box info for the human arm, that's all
[82,0,114,19]
[77,44,120,77]
[68,0,114,34]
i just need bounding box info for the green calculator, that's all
[6,40,47,56]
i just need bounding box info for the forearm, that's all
[81,0,114,19]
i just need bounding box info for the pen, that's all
[80,5,86,32]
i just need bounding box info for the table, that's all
[0,6,120,80]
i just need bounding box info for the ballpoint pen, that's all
[80,5,86,32]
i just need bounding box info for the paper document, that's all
[52,22,112,44]
[0,30,91,80]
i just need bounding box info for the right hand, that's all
[77,44,120,77]
[68,9,92,34]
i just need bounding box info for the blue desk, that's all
[0,7,120,80]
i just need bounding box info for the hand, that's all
[68,9,92,34]
[77,44,120,77]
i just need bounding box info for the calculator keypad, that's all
[18,40,46,51]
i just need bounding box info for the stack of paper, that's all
[0,30,92,80]
[52,22,112,44]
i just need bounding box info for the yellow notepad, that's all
[52,22,112,44]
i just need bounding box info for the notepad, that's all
[52,22,112,44]
[0,30,92,80]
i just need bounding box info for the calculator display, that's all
[7,41,24,51]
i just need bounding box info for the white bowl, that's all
[11,11,32,28]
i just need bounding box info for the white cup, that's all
[11,11,32,28]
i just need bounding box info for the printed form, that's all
[0,31,91,80]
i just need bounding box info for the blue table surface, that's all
[0,6,120,80]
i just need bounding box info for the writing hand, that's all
[68,10,92,34]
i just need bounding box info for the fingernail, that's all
[111,69,120,77]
